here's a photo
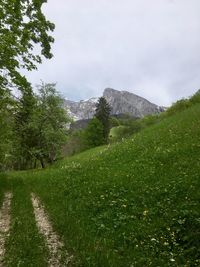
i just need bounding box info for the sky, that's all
[24,0,200,106]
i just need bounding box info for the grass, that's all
[109,125,129,142]
[0,173,8,206]
[4,178,49,267]
[2,103,200,266]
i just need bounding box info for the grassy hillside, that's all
[109,125,129,142]
[4,103,200,266]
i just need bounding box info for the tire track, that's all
[31,193,73,266]
[0,192,12,267]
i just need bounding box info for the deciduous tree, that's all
[31,83,69,168]
[0,0,55,170]
[84,117,104,148]
[0,0,55,91]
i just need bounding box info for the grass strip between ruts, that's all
[4,177,49,267]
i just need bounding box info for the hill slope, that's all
[2,103,200,266]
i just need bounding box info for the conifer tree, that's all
[14,86,37,169]
[95,97,111,143]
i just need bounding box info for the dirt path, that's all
[0,192,12,267]
[31,193,73,267]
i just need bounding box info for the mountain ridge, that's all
[64,88,165,121]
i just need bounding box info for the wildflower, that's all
[143,210,148,216]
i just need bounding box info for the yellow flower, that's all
[143,210,148,216]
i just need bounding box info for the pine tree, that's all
[14,86,37,169]
[0,90,15,170]
[95,97,111,143]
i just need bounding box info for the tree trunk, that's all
[40,158,45,169]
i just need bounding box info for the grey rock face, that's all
[64,88,165,121]
[64,98,97,121]
[103,88,164,117]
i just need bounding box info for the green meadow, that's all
[1,103,200,266]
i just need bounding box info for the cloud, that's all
[24,0,200,106]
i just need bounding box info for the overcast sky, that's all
[24,0,200,106]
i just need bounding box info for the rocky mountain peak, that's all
[64,88,165,121]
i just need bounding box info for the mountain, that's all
[64,97,98,121]
[103,88,164,117]
[64,88,165,121]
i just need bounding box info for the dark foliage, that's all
[95,97,111,143]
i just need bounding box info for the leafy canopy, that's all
[84,117,104,148]
[0,0,55,90]
[13,82,69,169]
